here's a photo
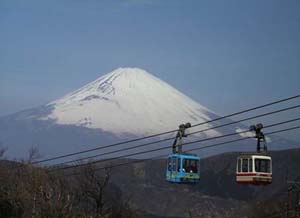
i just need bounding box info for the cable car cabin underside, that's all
[236,172,272,185]
[166,153,200,184]
[236,154,272,185]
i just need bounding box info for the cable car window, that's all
[168,158,172,171]
[183,159,199,173]
[255,159,271,173]
[191,160,199,173]
[178,158,181,172]
[242,159,249,172]
[237,159,241,172]
[182,159,187,172]
[172,158,177,171]
[170,158,174,171]
[249,159,253,172]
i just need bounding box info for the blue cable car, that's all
[165,122,200,184]
[166,153,200,183]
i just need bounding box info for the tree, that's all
[76,163,112,217]
[0,147,76,218]
[248,199,286,218]
[0,147,26,218]
[32,172,75,218]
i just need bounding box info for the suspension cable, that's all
[31,94,300,165]
[49,117,300,173]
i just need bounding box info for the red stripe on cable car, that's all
[236,180,272,185]
[236,173,271,177]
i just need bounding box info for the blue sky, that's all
[1,0,300,137]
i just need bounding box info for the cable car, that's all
[165,122,200,184]
[166,153,200,183]
[236,123,272,185]
[236,153,272,185]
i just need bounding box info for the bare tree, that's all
[27,146,41,164]
[248,199,286,218]
[0,146,76,218]
[0,149,140,218]
[77,163,112,217]
[108,196,140,218]
[0,146,7,159]
[32,172,75,218]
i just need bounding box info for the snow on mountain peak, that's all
[51,67,160,104]
[43,67,220,137]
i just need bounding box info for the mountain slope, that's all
[42,67,220,137]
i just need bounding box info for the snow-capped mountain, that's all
[0,67,298,159]
[42,67,220,137]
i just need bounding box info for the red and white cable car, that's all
[236,153,272,185]
[236,123,272,185]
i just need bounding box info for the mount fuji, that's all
[0,68,298,160]
[43,67,220,137]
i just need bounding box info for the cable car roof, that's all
[168,153,200,160]
[237,153,271,160]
